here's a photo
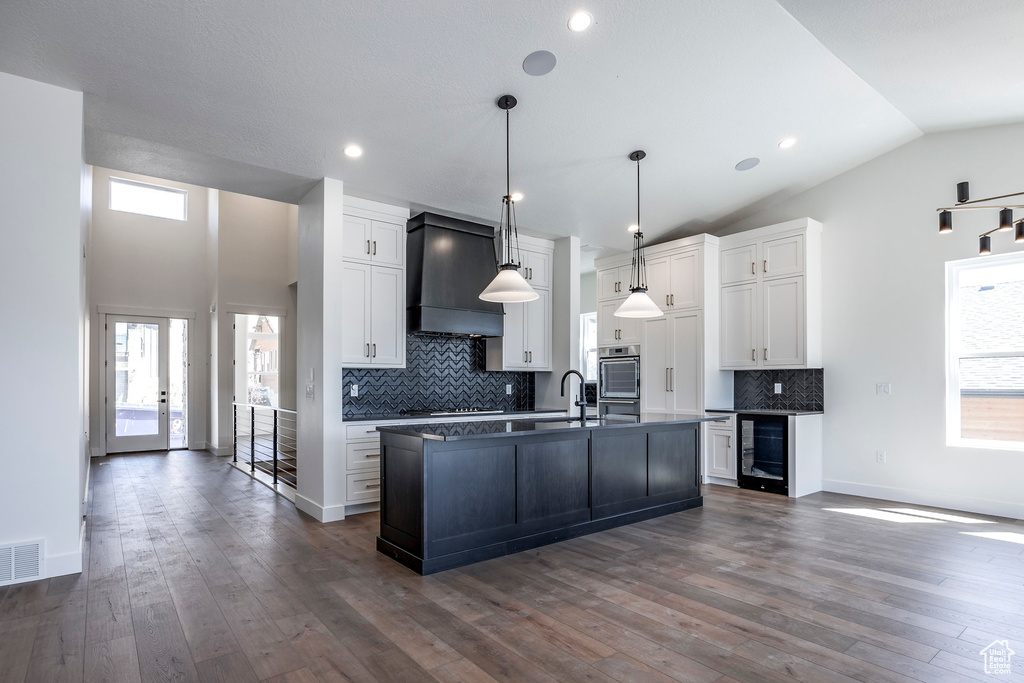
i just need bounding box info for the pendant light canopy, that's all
[615,151,663,319]
[479,95,539,304]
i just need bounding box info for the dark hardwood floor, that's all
[2,450,1023,682]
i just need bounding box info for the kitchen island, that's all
[376,413,725,574]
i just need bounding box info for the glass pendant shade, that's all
[615,289,664,318]
[480,264,538,302]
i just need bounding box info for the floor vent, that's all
[0,540,44,586]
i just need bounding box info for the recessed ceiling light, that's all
[735,157,760,171]
[568,11,593,32]
[778,137,797,149]
[627,224,640,233]
[523,50,557,77]
[343,144,363,158]
[510,191,524,202]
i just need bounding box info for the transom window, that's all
[109,177,187,221]
[946,252,1024,450]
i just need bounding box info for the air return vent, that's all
[0,540,44,586]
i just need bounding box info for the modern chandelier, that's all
[479,95,539,303]
[937,181,1024,255]
[614,150,663,318]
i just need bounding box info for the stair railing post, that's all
[232,404,237,463]
[250,405,256,472]
[272,409,279,485]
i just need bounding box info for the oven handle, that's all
[599,399,637,404]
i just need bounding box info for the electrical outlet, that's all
[876,383,892,395]
[350,383,359,398]
[876,450,886,463]
[506,384,513,395]
[774,383,782,394]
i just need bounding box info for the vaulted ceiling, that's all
[1,0,1021,256]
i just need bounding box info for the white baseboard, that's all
[344,501,380,516]
[705,476,738,488]
[822,479,1024,521]
[294,494,347,522]
[205,442,232,457]
[90,447,102,458]
[45,548,83,579]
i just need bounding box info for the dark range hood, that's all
[407,212,504,337]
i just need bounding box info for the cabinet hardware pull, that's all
[763,348,768,361]
[373,241,377,256]
[365,482,381,489]
[525,351,528,363]
[666,367,670,389]
[751,262,755,275]
[367,240,371,254]
[671,367,674,391]
[373,343,377,358]
[727,435,731,448]
[666,294,670,306]
[763,259,767,273]
[751,348,755,361]
[529,351,533,362]
[365,453,380,458]
[366,343,370,357]
[671,294,675,305]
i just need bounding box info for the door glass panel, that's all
[114,321,161,436]
[601,359,639,398]
[169,319,188,449]
[739,418,785,480]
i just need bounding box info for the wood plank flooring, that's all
[2,449,1023,682]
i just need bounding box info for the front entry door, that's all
[106,316,169,453]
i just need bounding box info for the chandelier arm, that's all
[955,190,1024,206]
[937,204,1024,212]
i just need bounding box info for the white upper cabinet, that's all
[597,299,640,346]
[669,250,701,310]
[485,236,554,371]
[645,257,671,311]
[719,218,821,369]
[340,199,410,369]
[597,265,631,300]
[343,215,404,266]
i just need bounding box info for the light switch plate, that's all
[305,383,315,399]
[876,383,892,395]
[774,383,782,394]
[350,383,359,398]
[506,384,513,395]
[876,450,886,463]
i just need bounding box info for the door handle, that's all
[529,351,533,362]
[373,343,377,358]
[751,348,755,361]
[160,398,166,403]
[727,435,731,448]
[671,367,674,391]
[373,241,377,256]
[671,294,674,305]
[764,348,768,361]
[525,351,529,363]
[366,343,370,357]
[666,367,670,390]
[763,260,767,273]
[366,239,371,254]
[751,262,755,275]
[666,294,670,306]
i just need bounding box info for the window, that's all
[946,252,1024,450]
[235,314,280,408]
[580,312,598,381]
[109,177,187,221]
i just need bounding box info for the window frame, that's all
[580,311,598,381]
[945,251,1024,451]
[108,176,188,221]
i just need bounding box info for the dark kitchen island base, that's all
[375,414,723,575]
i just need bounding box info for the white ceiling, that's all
[0,1,1020,256]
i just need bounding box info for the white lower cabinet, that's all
[642,311,702,413]
[346,470,382,503]
[706,426,736,480]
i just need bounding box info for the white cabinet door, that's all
[721,283,758,368]
[343,216,373,262]
[721,243,758,285]
[503,301,529,369]
[707,428,736,479]
[370,220,404,267]
[670,312,701,413]
[641,317,669,412]
[597,300,622,346]
[369,266,403,365]
[525,288,551,369]
[522,249,551,289]
[645,257,671,311]
[762,234,803,280]
[340,262,371,364]
[597,266,627,300]
[670,250,701,309]
[763,276,804,367]
[618,313,641,345]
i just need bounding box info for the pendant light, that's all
[935,180,1024,255]
[615,151,663,318]
[479,95,539,303]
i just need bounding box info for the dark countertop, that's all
[343,409,567,422]
[706,409,824,416]
[378,412,730,442]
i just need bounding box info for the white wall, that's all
[722,122,1024,519]
[536,237,581,411]
[580,270,597,315]
[0,71,85,578]
[88,168,210,453]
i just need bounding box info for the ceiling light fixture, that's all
[480,95,539,304]
[935,180,1024,254]
[778,137,797,149]
[615,151,663,319]
[568,11,593,32]
[343,144,363,158]
[510,192,524,202]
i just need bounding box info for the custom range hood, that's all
[406,212,504,337]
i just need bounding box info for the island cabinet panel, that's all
[425,444,517,557]
[648,426,699,501]
[381,435,424,554]
[592,432,649,520]
[516,436,591,535]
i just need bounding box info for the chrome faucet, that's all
[560,370,588,422]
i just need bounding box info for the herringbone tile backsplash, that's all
[734,369,824,411]
[342,334,535,418]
